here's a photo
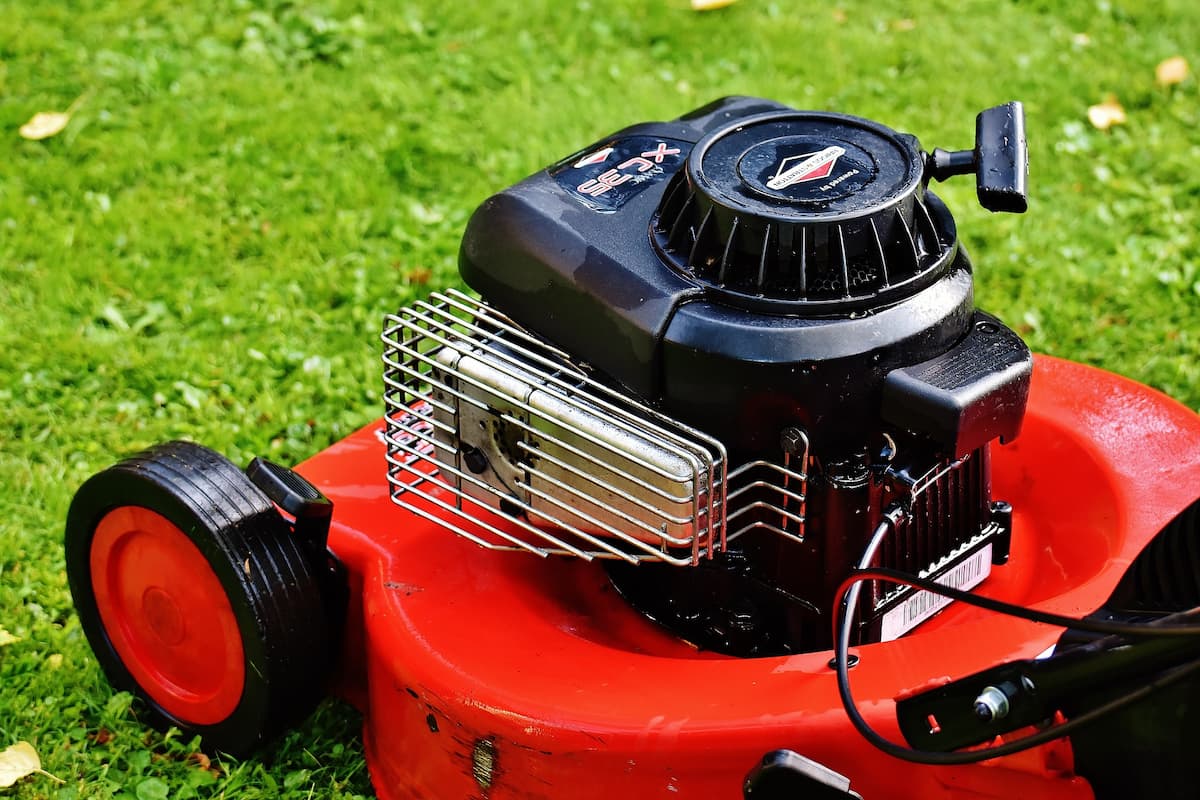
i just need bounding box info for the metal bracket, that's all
[744,750,863,799]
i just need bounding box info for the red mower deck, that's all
[297,356,1200,800]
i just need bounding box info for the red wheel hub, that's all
[90,506,245,725]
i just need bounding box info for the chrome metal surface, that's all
[724,457,809,545]
[382,290,734,565]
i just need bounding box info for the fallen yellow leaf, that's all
[0,628,18,647]
[1156,55,1189,86]
[47,653,64,669]
[1087,95,1126,130]
[18,111,71,141]
[0,742,41,788]
[691,0,738,9]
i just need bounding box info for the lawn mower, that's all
[65,96,1200,799]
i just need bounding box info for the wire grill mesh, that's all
[725,446,810,546]
[381,290,758,565]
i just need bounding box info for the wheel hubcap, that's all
[90,506,246,725]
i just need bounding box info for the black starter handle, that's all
[928,101,1028,213]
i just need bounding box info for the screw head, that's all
[462,445,489,474]
[779,427,807,454]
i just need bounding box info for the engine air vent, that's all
[651,110,958,314]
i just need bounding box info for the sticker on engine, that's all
[550,136,690,212]
[879,543,993,642]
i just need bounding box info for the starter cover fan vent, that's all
[651,110,957,313]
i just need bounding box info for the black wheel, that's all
[65,440,338,756]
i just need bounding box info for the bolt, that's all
[973,685,1010,723]
[779,427,807,455]
[728,608,756,634]
[462,445,488,474]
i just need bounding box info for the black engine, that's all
[447,96,1032,655]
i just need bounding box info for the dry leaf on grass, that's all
[0,627,18,647]
[187,751,222,777]
[18,111,71,141]
[1156,55,1189,86]
[691,0,738,10]
[0,742,62,788]
[17,92,90,141]
[1087,95,1126,130]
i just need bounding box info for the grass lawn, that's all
[1,0,1197,797]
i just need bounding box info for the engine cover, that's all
[439,97,1034,653]
[458,97,1028,460]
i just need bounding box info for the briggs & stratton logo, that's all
[766,146,846,190]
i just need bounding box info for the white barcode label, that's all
[879,543,993,642]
